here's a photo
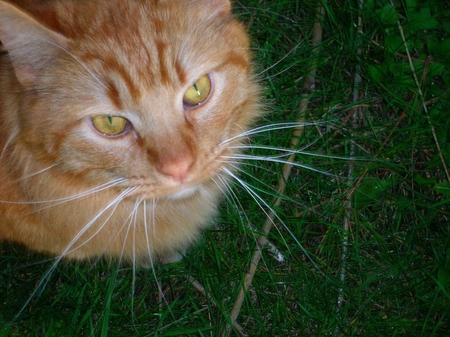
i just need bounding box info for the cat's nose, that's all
[158,155,194,183]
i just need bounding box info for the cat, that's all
[0,0,261,266]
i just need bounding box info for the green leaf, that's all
[405,0,417,10]
[414,175,437,187]
[428,62,445,77]
[408,7,439,31]
[376,4,398,26]
[385,34,404,53]
[354,177,396,209]
[0,327,10,337]
[434,182,450,196]
[427,39,450,61]
[438,249,450,287]
[368,64,388,84]
[427,148,450,169]
[387,61,416,88]
[444,69,450,86]
[363,0,374,11]
[436,127,448,146]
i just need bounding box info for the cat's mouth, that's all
[122,179,203,201]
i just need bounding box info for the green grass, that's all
[2,0,450,335]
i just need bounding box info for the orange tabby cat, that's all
[0,0,260,264]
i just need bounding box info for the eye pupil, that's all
[183,74,211,108]
[193,83,200,95]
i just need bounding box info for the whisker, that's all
[0,178,127,206]
[62,186,139,256]
[218,158,281,177]
[131,198,142,268]
[215,174,286,264]
[213,175,251,226]
[218,121,327,147]
[128,197,144,326]
[141,199,178,321]
[0,133,18,160]
[143,198,157,265]
[222,154,333,176]
[254,44,300,78]
[230,145,369,162]
[35,37,108,91]
[226,163,284,197]
[11,186,140,322]
[213,175,258,254]
[14,164,59,182]
[221,167,324,274]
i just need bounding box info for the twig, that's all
[333,0,364,335]
[221,4,326,336]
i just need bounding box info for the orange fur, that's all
[0,0,260,263]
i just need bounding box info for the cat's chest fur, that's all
[0,0,260,263]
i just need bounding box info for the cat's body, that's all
[0,0,260,264]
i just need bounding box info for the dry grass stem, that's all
[222,4,326,335]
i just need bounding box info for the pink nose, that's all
[158,156,194,183]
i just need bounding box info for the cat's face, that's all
[2,0,259,197]
[0,0,260,260]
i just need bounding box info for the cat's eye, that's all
[91,115,129,136]
[183,74,211,108]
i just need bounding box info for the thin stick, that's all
[333,0,364,335]
[222,4,326,336]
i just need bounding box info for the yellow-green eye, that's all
[92,115,129,136]
[183,74,211,108]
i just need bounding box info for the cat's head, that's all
[0,0,260,200]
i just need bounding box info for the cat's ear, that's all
[0,1,69,88]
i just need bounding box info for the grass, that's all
[2,0,450,335]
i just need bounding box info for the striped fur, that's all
[0,0,261,264]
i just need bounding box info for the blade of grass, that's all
[389,0,450,183]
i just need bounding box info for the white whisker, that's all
[0,178,127,207]
[223,154,333,176]
[216,172,286,263]
[221,167,324,274]
[15,164,58,182]
[230,144,366,161]
[255,44,301,78]
[36,38,108,91]
[226,163,283,197]
[143,198,157,265]
[214,174,251,225]
[62,186,139,256]
[219,122,327,147]
[128,197,145,325]
[7,185,137,324]
[131,198,142,268]
[230,145,365,162]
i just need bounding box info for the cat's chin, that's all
[166,185,200,200]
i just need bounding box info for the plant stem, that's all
[333,0,364,335]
